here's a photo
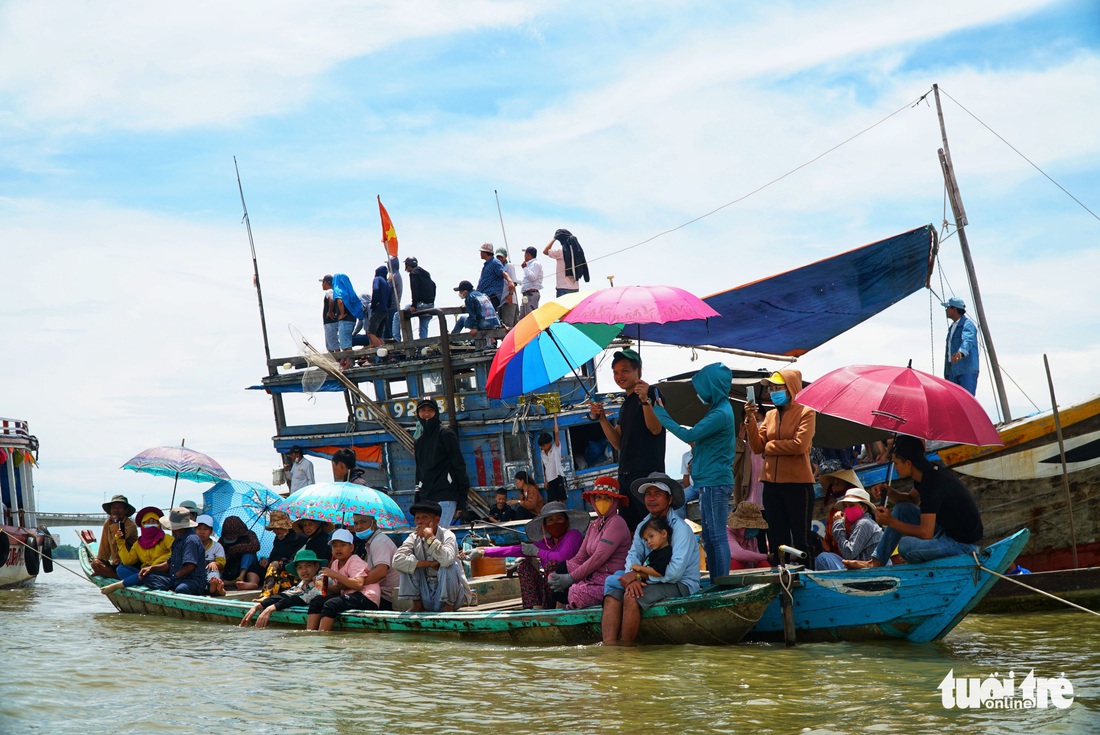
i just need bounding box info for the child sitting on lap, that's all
[307,529,381,631]
[631,516,673,582]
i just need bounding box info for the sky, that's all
[2,0,1098,516]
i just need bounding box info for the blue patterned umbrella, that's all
[202,479,284,557]
[280,482,406,530]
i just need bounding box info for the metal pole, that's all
[932,85,1012,421]
[438,315,459,433]
[169,437,184,509]
[1043,354,1079,569]
[494,190,510,251]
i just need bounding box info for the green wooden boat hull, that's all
[79,545,778,646]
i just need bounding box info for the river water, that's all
[3,565,1097,734]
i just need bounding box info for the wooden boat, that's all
[730,529,1029,643]
[1,417,54,588]
[77,542,779,646]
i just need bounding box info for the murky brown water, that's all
[3,565,1097,734]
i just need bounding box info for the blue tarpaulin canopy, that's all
[644,225,936,356]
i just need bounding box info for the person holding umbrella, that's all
[743,369,817,566]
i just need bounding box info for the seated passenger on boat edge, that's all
[178,500,200,522]
[602,473,701,646]
[547,476,631,609]
[255,510,306,599]
[413,398,470,529]
[291,517,334,575]
[332,447,370,486]
[350,512,400,610]
[392,501,469,612]
[93,494,138,579]
[125,507,209,596]
[815,482,883,571]
[220,515,261,591]
[240,548,325,629]
[726,501,771,571]
[816,467,863,521]
[450,279,501,338]
[99,505,173,595]
[508,470,544,520]
[463,501,588,610]
[488,488,516,523]
[306,529,380,631]
[856,435,984,568]
[195,514,227,596]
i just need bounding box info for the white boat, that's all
[0,417,50,588]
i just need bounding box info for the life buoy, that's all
[24,535,40,576]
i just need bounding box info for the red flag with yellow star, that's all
[378,196,399,258]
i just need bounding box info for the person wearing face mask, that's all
[350,513,400,610]
[99,506,174,595]
[725,502,771,571]
[464,501,588,609]
[814,486,882,571]
[547,477,632,609]
[413,398,470,528]
[743,369,817,566]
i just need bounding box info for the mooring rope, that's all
[972,552,1100,618]
[1,528,99,586]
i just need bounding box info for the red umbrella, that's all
[795,364,1003,446]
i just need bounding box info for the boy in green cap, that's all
[239,548,325,629]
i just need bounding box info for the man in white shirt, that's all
[284,446,315,493]
[543,236,580,297]
[519,246,544,318]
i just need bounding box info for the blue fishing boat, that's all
[736,529,1029,643]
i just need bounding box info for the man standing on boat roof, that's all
[495,247,519,329]
[519,246,543,318]
[543,228,589,298]
[413,398,470,529]
[331,448,369,486]
[476,242,507,310]
[942,296,980,396]
[590,349,666,533]
[320,275,339,353]
[403,257,436,340]
[284,445,315,493]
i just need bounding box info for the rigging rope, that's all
[972,553,1100,617]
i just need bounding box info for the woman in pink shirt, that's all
[726,502,771,571]
[306,529,381,631]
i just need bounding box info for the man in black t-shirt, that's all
[858,435,984,567]
[590,349,666,532]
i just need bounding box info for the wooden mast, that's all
[932,84,1012,421]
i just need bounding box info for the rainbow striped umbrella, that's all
[487,292,622,399]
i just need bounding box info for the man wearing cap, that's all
[403,257,436,340]
[413,398,470,529]
[519,246,544,318]
[178,499,200,522]
[943,296,980,395]
[137,507,209,596]
[476,242,507,310]
[814,481,883,571]
[92,495,138,579]
[283,445,315,493]
[392,501,469,612]
[450,280,501,336]
[495,247,519,328]
[860,435,984,567]
[602,473,700,645]
[332,448,369,486]
[320,275,339,353]
[590,349,666,533]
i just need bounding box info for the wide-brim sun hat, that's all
[102,494,136,517]
[291,517,336,535]
[135,505,163,524]
[160,507,198,531]
[524,501,590,542]
[581,476,629,505]
[629,472,685,510]
[818,468,864,491]
[836,487,876,514]
[286,548,327,578]
[727,501,768,530]
[265,510,294,531]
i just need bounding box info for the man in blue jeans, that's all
[943,296,980,395]
[855,435,984,568]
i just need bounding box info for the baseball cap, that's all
[454,280,474,292]
[941,296,966,309]
[319,275,333,283]
[330,528,354,545]
[479,243,494,254]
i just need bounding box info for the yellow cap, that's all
[765,371,786,385]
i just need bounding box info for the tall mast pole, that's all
[234,156,287,431]
[932,84,1012,422]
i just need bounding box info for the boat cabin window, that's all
[387,378,409,399]
[502,431,530,465]
[568,421,616,471]
[453,369,478,393]
[422,371,445,396]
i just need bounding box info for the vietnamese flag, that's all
[378,196,399,258]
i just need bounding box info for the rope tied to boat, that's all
[971,552,1100,618]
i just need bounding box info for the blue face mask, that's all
[770,389,789,407]
[355,528,375,541]
[744,528,760,539]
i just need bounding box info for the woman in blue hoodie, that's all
[653,363,736,579]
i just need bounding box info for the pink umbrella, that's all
[561,285,719,326]
[796,364,1002,446]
